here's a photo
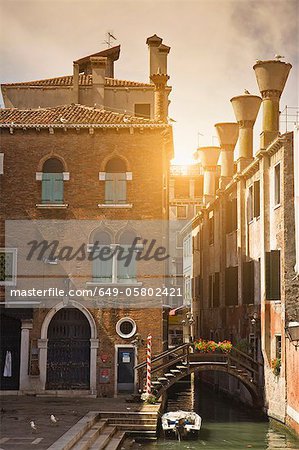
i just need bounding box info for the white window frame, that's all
[116,317,137,339]
[0,248,17,286]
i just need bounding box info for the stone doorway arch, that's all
[38,301,98,394]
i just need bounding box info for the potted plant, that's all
[271,358,281,376]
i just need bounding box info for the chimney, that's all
[90,56,107,108]
[197,146,220,205]
[146,34,163,82]
[230,93,262,172]
[73,62,79,103]
[150,72,169,122]
[158,44,170,75]
[253,59,292,148]
[215,122,239,188]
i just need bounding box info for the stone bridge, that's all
[135,343,264,406]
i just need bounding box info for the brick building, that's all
[188,59,299,433]
[0,37,174,397]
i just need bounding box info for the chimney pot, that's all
[230,94,261,168]
[215,122,239,186]
[196,146,220,205]
[253,59,292,147]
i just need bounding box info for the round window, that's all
[116,318,137,339]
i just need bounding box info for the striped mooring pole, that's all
[146,334,152,396]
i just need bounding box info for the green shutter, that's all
[42,173,63,204]
[115,173,127,204]
[92,246,112,282]
[105,174,115,204]
[105,173,127,204]
[265,252,271,299]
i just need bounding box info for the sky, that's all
[0,0,298,163]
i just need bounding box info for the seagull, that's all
[30,421,37,432]
[59,116,68,123]
[275,54,285,59]
[123,117,131,123]
[244,89,250,95]
[255,59,262,64]
[50,414,58,425]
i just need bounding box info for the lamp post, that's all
[285,322,299,349]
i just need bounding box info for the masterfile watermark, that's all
[26,237,170,265]
[4,219,187,308]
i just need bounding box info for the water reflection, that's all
[137,380,299,450]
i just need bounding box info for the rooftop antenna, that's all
[103,31,117,48]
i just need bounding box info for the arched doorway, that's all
[46,308,91,390]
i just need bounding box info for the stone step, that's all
[151,381,161,386]
[71,420,107,450]
[110,423,156,432]
[89,425,117,450]
[103,430,126,450]
[164,373,175,377]
[108,418,157,425]
[170,369,181,374]
[99,412,158,420]
[157,377,168,382]
[176,365,188,370]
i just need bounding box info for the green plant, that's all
[141,392,157,404]
[271,358,281,376]
[235,338,249,354]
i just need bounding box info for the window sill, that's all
[98,204,133,209]
[87,281,143,287]
[36,203,68,209]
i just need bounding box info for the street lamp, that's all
[285,322,299,349]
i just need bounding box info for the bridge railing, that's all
[134,343,263,391]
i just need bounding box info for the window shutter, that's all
[42,173,63,203]
[209,275,213,308]
[243,261,254,304]
[265,252,271,299]
[265,250,281,300]
[105,174,115,204]
[232,198,237,230]
[271,250,281,300]
[213,272,220,307]
[231,266,238,305]
[53,174,63,203]
[116,173,127,204]
[226,201,232,233]
[92,246,113,282]
[254,181,260,217]
[42,173,54,203]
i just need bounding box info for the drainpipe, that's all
[215,122,239,188]
[253,59,292,148]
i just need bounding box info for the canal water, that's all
[137,381,299,450]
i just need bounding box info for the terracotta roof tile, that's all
[2,75,152,88]
[0,104,162,126]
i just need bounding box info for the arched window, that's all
[42,158,64,204]
[92,231,112,283]
[117,230,137,283]
[105,158,127,204]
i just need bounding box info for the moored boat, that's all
[161,410,202,439]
